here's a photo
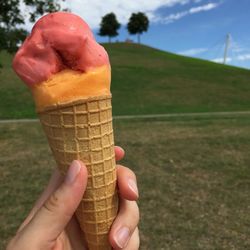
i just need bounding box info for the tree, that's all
[0,0,24,29]
[0,0,66,28]
[99,13,121,43]
[127,12,149,44]
[0,0,67,53]
[4,28,29,53]
[23,0,68,23]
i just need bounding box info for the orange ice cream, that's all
[13,12,111,112]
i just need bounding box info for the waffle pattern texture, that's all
[39,95,118,250]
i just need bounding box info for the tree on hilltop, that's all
[127,12,149,44]
[99,13,121,43]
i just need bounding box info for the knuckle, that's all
[117,165,137,179]
[126,167,137,179]
[134,228,140,250]
[134,203,140,224]
[43,192,60,213]
[128,168,137,181]
[116,164,124,169]
[124,227,140,250]
[130,201,140,225]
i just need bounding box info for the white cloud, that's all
[156,2,220,24]
[61,0,192,29]
[20,0,210,30]
[230,39,250,54]
[178,47,208,56]
[189,2,218,14]
[212,57,232,63]
[226,39,250,61]
[237,54,250,61]
[232,45,245,53]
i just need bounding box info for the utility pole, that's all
[223,33,230,64]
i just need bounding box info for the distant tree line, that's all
[99,12,149,44]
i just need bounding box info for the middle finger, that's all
[109,198,140,249]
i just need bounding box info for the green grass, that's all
[1,116,250,249]
[1,43,250,119]
[0,51,35,118]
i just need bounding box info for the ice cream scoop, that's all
[13,11,109,86]
[13,12,117,250]
[13,12,111,112]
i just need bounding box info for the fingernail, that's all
[128,178,139,197]
[119,146,125,155]
[115,227,130,248]
[65,160,81,184]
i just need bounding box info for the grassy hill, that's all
[1,43,250,249]
[0,43,250,119]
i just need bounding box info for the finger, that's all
[109,199,139,249]
[117,165,139,201]
[123,227,140,250]
[66,215,87,250]
[21,160,88,244]
[33,169,63,209]
[115,146,125,161]
[18,169,63,232]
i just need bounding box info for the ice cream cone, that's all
[12,11,117,250]
[39,94,118,250]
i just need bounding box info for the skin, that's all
[7,146,139,250]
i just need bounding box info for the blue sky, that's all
[95,0,250,69]
[22,0,250,69]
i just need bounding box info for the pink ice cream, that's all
[13,12,109,86]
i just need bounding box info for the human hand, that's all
[7,146,139,250]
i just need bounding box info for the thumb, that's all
[22,160,87,245]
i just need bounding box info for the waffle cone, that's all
[38,94,118,250]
